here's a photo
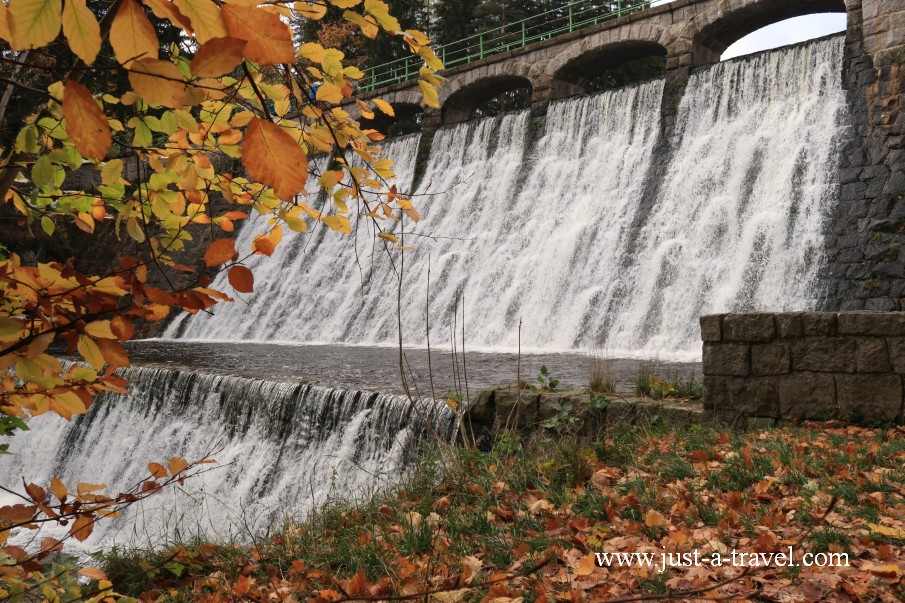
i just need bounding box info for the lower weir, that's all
[0,366,456,550]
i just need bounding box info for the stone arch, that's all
[549,40,668,99]
[441,72,533,125]
[361,101,425,136]
[692,0,848,65]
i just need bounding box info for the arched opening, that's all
[721,14,847,61]
[551,41,667,100]
[442,75,532,125]
[693,0,847,66]
[360,102,424,137]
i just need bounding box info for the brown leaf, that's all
[62,80,111,161]
[147,461,168,478]
[228,265,254,293]
[242,118,308,201]
[110,315,135,342]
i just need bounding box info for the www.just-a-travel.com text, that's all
[596,548,849,573]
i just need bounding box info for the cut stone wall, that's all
[702,312,905,425]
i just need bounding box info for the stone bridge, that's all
[346,0,905,315]
[347,0,853,127]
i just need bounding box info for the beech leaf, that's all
[63,79,111,161]
[242,118,309,202]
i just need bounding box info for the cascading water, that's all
[0,366,455,550]
[166,133,423,341]
[171,81,665,350]
[604,37,846,357]
[168,37,845,358]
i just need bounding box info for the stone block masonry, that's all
[702,312,905,425]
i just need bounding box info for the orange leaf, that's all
[128,57,186,108]
[221,5,294,66]
[62,79,111,161]
[142,0,193,32]
[97,337,130,369]
[110,0,158,66]
[252,235,275,256]
[168,456,189,476]
[574,553,597,576]
[147,461,168,478]
[110,315,134,342]
[242,118,309,201]
[78,567,108,581]
[50,477,67,501]
[40,537,64,554]
[190,36,246,77]
[228,265,254,293]
[204,238,237,266]
[70,515,94,542]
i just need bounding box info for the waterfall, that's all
[0,366,455,550]
[605,37,845,357]
[168,37,845,358]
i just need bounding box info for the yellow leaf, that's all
[77,335,105,370]
[297,41,325,62]
[168,456,189,476]
[574,552,597,576]
[868,523,905,539]
[322,214,350,234]
[190,36,245,77]
[110,0,158,66]
[329,0,360,6]
[83,320,115,338]
[372,98,394,117]
[222,5,294,66]
[8,0,61,50]
[418,78,439,108]
[76,482,106,495]
[0,1,11,43]
[315,81,343,104]
[363,0,398,31]
[342,9,376,38]
[645,509,667,528]
[242,118,309,202]
[63,79,111,161]
[377,232,398,244]
[61,0,100,63]
[294,1,326,20]
[174,0,226,43]
[128,58,186,108]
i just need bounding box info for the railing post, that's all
[568,5,573,31]
[617,0,622,17]
[479,33,484,59]
[404,58,409,81]
[521,21,525,47]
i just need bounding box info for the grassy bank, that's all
[101,422,905,602]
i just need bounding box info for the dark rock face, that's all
[702,312,905,425]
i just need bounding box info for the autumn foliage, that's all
[0,0,442,596]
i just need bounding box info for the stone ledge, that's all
[702,312,905,425]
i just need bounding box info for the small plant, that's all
[589,353,616,393]
[536,365,559,391]
[647,375,677,399]
[541,400,580,432]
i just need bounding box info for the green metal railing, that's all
[362,0,668,92]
